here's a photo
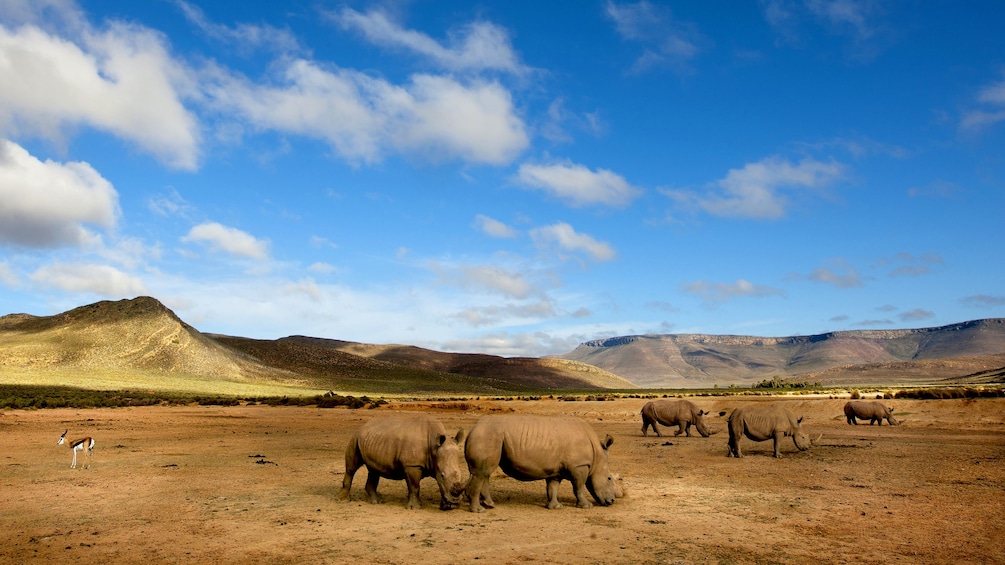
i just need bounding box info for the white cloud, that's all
[182,222,270,260]
[668,156,845,219]
[175,0,302,54]
[332,8,527,75]
[454,300,557,327]
[0,139,119,247]
[308,262,336,274]
[207,60,528,165]
[473,214,517,238]
[530,222,616,262]
[961,74,1005,131]
[0,261,18,287]
[30,262,147,297]
[605,1,702,73]
[516,160,641,207]
[0,22,200,169]
[808,266,862,288]
[461,265,536,299]
[682,279,785,305]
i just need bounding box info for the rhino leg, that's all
[466,474,493,513]
[674,422,686,437]
[726,422,742,457]
[545,478,564,509]
[570,466,594,509]
[773,432,783,458]
[364,470,383,504]
[641,416,661,437]
[847,415,858,425]
[340,438,362,500]
[404,467,423,509]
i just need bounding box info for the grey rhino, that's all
[640,399,711,437]
[844,400,900,426]
[464,415,620,512]
[340,416,466,510]
[726,404,812,458]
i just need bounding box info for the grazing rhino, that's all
[844,400,900,426]
[340,416,466,510]
[726,404,812,458]
[640,399,711,437]
[464,415,621,512]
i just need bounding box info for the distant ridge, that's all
[557,319,1005,387]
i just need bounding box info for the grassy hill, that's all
[0,297,631,396]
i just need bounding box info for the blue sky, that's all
[1,0,1003,357]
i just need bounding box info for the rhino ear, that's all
[454,428,466,444]
[603,434,615,449]
[797,416,804,424]
[437,434,448,447]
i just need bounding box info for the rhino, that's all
[726,404,812,458]
[640,399,711,437]
[464,415,621,512]
[844,400,900,426]
[340,416,466,510]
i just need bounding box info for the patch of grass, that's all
[893,387,1004,399]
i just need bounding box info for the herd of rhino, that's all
[340,399,899,511]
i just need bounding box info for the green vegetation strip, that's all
[0,385,388,410]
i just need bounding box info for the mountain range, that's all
[557,320,1005,387]
[1,296,1003,392]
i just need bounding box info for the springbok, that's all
[57,430,95,469]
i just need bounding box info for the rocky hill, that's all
[556,319,1005,388]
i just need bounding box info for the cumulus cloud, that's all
[182,222,269,260]
[439,330,582,357]
[681,279,785,305]
[666,156,845,219]
[0,139,118,247]
[0,21,200,169]
[877,252,942,278]
[473,214,518,238]
[30,262,146,296]
[207,61,528,165]
[515,161,641,208]
[605,1,703,73]
[331,8,527,75]
[530,222,616,262]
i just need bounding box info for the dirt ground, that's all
[1,395,1003,564]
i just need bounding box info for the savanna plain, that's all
[2,395,1003,564]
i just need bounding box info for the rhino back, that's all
[650,399,699,423]
[730,405,797,440]
[357,417,443,470]
[847,400,888,417]
[469,415,600,475]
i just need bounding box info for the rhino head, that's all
[433,428,467,510]
[694,410,712,437]
[792,416,811,451]
[585,434,620,506]
[886,408,900,426]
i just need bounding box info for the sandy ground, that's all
[1,395,1003,564]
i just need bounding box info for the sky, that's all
[0,0,1003,357]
